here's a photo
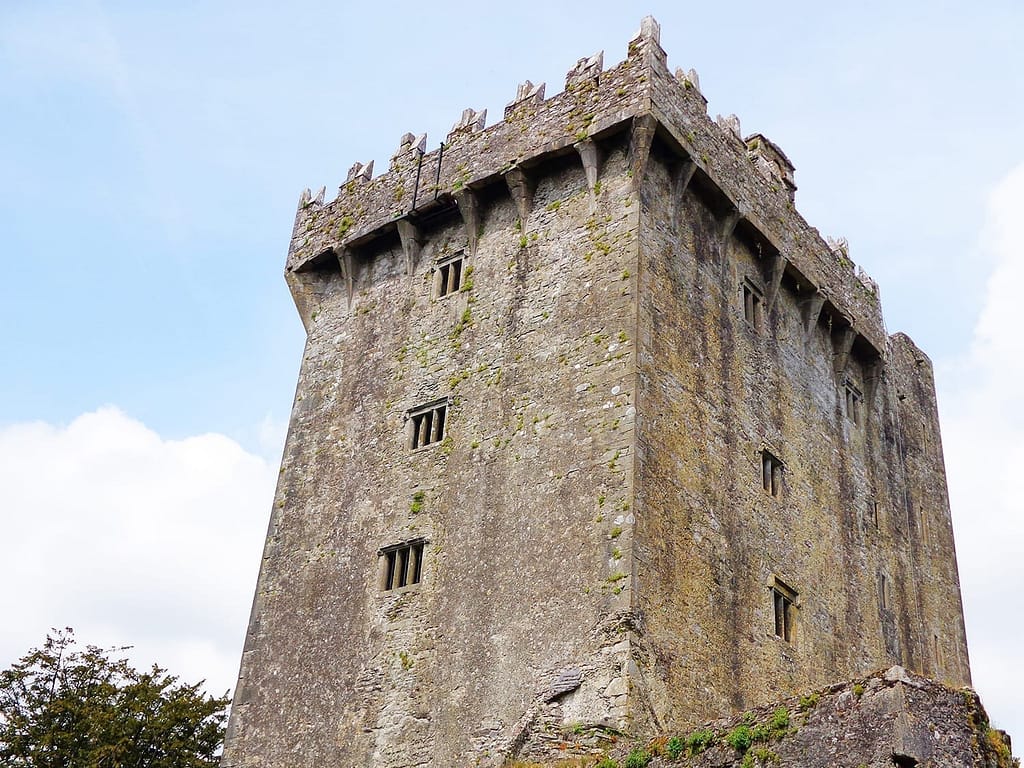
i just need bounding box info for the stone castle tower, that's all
[221,18,971,768]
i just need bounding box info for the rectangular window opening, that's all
[844,380,863,425]
[771,579,797,642]
[742,280,763,329]
[436,253,465,297]
[762,450,783,497]
[409,400,448,449]
[381,540,426,591]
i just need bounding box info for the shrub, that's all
[685,728,715,755]
[798,692,820,711]
[665,736,684,760]
[752,746,779,764]
[623,748,652,768]
[726,724,753,752]
[410,490,425,514]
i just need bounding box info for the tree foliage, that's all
[0,629,230,768]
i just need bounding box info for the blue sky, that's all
[2,1,1021,442]
[2,0,1021,750]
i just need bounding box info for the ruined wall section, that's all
[224,140,645,767]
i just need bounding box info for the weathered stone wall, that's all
[630,137,970,735]
[221,16,973,768]
[887,334,971,683]
[224,142,648,767]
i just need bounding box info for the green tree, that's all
[0,629,230,768]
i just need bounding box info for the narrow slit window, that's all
[409,400,448,449]
[384,550,397,590]
[381,541,425,591]
[762,450,783,497]
[878,571,889,610]
[436,253,464,297]
[771,580,796,642]
[411,544,423,584]
[867,500,880,530]
[844,380,863,425]
[741,280,763,329]
[396,547,409,588]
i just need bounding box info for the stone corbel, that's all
[336,247,355,308]
[832,326,857,377]
[764,253,788,314]
[453,188,481,256]
[669,158,697,231]
[801,291,826,336]
[863,357,883,403]
[719,206,741,259]
[285,270,322,334]
[574,138,601,210]
[396,219,423,278]
[286,251,342,332]
[628,113,657,191]
[504,167,535,225]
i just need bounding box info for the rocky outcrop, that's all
[508,668,1016,768]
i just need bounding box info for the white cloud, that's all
[0,407,275,696]
[939,161,1024,743]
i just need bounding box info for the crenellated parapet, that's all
[289,15,886,358]
[745,133,796,201]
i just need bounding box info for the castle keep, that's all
[222,18,972,767]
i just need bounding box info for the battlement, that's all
[288,16,885,356]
